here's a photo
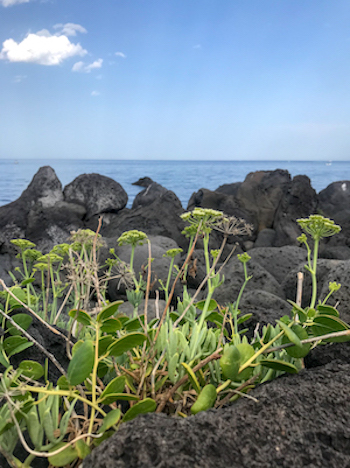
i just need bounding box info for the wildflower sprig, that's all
[213,216,254,238]
[297,215,341,240]
[118,230,148,273]
[181,208,223,236]
[297,215,341,309]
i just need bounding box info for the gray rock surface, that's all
[213,256,285,305]
[248,245,308,285]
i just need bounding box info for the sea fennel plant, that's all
[0,213,349,467]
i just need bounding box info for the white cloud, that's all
[72,58,103,73]
[91,90,100,96]
[0,29,87,65]
[0,0,29,7]
[115,51,126,58]
[53,23,87,37]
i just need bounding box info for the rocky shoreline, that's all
[1,166,349,321]
[0,166,350,467]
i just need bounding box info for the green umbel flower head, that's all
[297,215,341,241]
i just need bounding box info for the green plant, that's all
[0,212,349,468]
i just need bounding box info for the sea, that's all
[0,159,349,209]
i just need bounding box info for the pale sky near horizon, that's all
[1,0,350,161]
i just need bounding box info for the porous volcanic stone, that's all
[63,173,128,219]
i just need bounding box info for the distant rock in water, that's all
[132,176,154,187]
[0,165,349,255]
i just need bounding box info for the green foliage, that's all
[0,213,349,467]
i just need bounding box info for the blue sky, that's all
[1,0,350,161]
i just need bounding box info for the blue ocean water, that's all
[0,159,349,209]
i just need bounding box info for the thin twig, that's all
[53,283,73,325]
[265,329,350,353]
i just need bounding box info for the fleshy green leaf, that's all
[97,301,123,323]
[288,300,308,322]
[98,335,114,356]
[97,376,126,405]
[123,316,145,332]
[68,309,92,327]
[277,320,302,347]
[75,439,91,460]
[67,340,94,386]
[282,324,311,358]
[3,336,33,357]
[48,442,78,467]
[195,299,218,313]
[21,278,36,286]
[316,305,339,317]
[205,311,224,325]
[6,313,33,336]
[260,359,299,374]
[181,362,201,394]
[237,313,253,325]
[7,287,27,308]
[57,375,70,390]
[101,318,123,334]
[107,332,146,357]
[122,398,156,423]
[311,315,350,342]
[98,409,121,433]
[191,384,217,415]
[168,353,179,383]
[18,361,44,380]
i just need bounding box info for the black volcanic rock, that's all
[0,166,70,253]
[273,175,318,246]
[63,173,128,219]
[132,181,181,210]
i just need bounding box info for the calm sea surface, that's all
[0,159,349,209]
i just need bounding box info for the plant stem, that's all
[310,238,319,309]
[87,323,101,443]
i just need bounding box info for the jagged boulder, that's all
[234,169,291,231]
[63,173,128,219]
[0,166,70,254]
